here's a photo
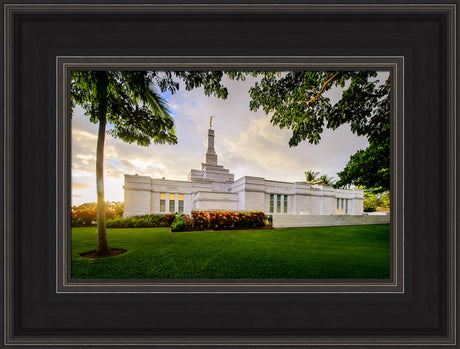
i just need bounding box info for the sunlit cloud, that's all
[72,182,92,191]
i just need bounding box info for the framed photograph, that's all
[67,66,396,286]
[2,1,457,347]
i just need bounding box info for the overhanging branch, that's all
[297,71,340,104]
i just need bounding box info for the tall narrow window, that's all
[341,198,344,214]
[336,199,340,214]
[284,195,288,213]
[160,193,166,212]
[178,194,184,213]
[277,194,281,213]
[345,199,349,214]
[169,193,175,213]
[269,194,274,213]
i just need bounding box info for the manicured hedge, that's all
[71,209,116,226]
[105,214,176,228]
[170,214,192,232]
[171,211,268,232]
[71,211,176,228]
[71,210,268,231]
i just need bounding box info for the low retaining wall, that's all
[272,214,390,228]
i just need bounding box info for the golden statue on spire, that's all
[209,115,215,128]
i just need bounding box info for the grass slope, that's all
[71,224,390,279]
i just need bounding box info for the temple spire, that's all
[204,116,217,165]
[188,115,234,183]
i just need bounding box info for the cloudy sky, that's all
[71,72,387,205]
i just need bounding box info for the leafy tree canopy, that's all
[245,71,390,192]
[71,71,240,146]
[363,190,390,212]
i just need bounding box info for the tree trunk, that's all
[95,72,109,256]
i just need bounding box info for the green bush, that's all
[105,214,176,228]
[71,218,85,227]
[379,192,390,208]
[171,214,192,232]
[106,216,125,228]
[79,211,268,230]
[133,217,151,228]
[363,190,390,212]
[363,191,380,212]
[119,217,151,228]
[149,214,164,226]
[122,217,134,227]
[160,214,176,226]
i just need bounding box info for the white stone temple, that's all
[123,119,364,217]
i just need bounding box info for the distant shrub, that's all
[105,209,116,220]
[237,212,250,228]
[72,210,268,230]
[159,214,176,226]
[171,214,192,232]
[71,208,117,226]
[191,211,209,229]
[363,190,390,212]
[249,211,266,227]
[74,209,97,225]
[118,217,149,228]
[190,210,267,230]
[106,216,127,228]
[148,214,164,226]
[122,217,135,228]
[237,211,266,228]
[72,201,124,216]
[134,214,157,226]
[97,213,176,229]
[133,217,151,228]
[209,211,239,229]
[71,218,85,227]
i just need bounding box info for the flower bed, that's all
[71,211,176,228]
[171,211,268,232]
[72,210,268,231]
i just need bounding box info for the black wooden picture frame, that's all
[1,1,457,347]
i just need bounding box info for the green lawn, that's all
[71,224,390,279]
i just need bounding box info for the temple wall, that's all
[193,191,239,211]
[123,127,366,219]
[124,174,365,217]
[123,175,151,217]
[273,214,390,228]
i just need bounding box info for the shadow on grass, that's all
[79,248,127,259]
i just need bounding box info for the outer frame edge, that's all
[3,1,456,347]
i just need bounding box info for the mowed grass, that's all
[71,224,390,279]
